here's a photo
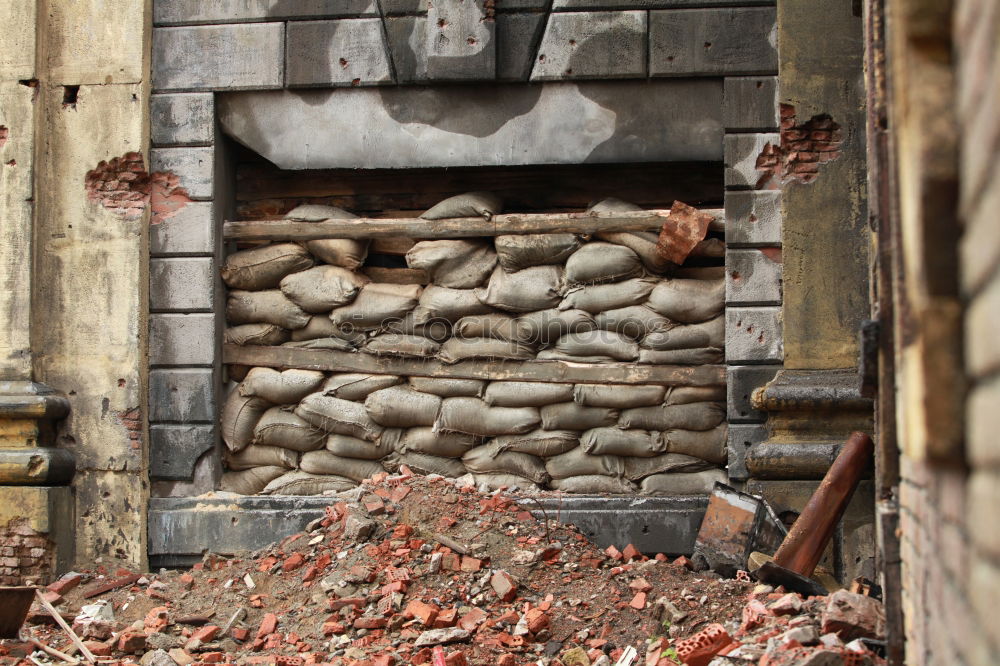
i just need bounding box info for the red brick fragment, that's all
[673,555,693,570]
[47,573,84,596]
[256,613,278,638]
[604,545,622,561]
[460,557,482,572]
[621,544,640,561]
[179,573,195,589]
[405,600,440,627]
[201,652,225,663]
[673,623,733,666]
[231,627,249,642]
[353,617,388,630]
[82,641,112,657]
[629,592,647,610]
[525,608,549,634]
[433,607,458,628]
[282,553,305,572]
[117,630,147,653]
[491,570,517,602]
[457,607,487,631]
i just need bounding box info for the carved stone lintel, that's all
[0,381,74,482]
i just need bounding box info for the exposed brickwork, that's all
[0,518,54,585]
[755,104,843,188]
[114,406,143,450]
[84,151,190,223]
[0,125,8,149]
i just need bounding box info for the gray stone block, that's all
[725,190,781,246]
[154,0,378,25]
[425,0,496,80]
[727,423,767,481]
[501,0,549,8]
[149,368,216,422]
[153,24,284,91]
[649,7,777,76]
[497,13,547,81]
[726,306,783,363]
[150,147,214,199]
[381,0,428,14]
[150,201,215,256]
[531,11,647,80]
[286,19,393,87]
[150,313,216,366]
[724,133,778,189]
[151,93,215,146]
[384,16,427,83]
[150,424,216,480]
[727,364,780,423]
[723,76,778,130]
[150,257,215,311]
[554,0,773,6]
[726,248,782,305]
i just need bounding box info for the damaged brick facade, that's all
[0,518,53,585]
[84,151,190,224]
[755,104,844,188]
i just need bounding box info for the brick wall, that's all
[0,518,54,585]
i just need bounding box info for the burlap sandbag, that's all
[413,285,493,323]
[221,243,314,290]
[225,323,290,346]
[488,430,578,457]
[536,350,615,363]
[239,368,325,404]
[594,306,671,341]
[619,402,725,431]
[664,386,727,405]
[225,445,299,471]
[454,313,518,341]
[220,465,286,495]
[638,348,724,365]
[295,393,386,441]
[473,473,539,491]
[384,312,452,341]
[283,204,369,271]
[564,242,644,285]
[299,450,385,481]
[646,279,725,323]
[483,381,574,407]
[221,387,271,453]
[579,428,665,457]
[329,283,422,331]
[462,446,549,484]
[253,407,327,452]
[262,470,359,496]
[559,278,657,314]
[546,447,625,479]
[639,469,727,496]
[227,290,311,330]
[552,330,639,361]
[289,316,367,345]
[438,337,535,364]
[574,384,666,409]
[540,402,619,430]
[515,309,596,346]
[382,427,479,458]
[362,334,441,358]
[384,452,468,478]
[664,424,728,464]
[364,386,442,427]
[587,199,671,273]
[420,192,503,220]
[495,233,582,272]
[408,377,485,397]
[641,316,724,350]
[281,337,356,351]
[325,433,395,460]
[405,239,497,288]
[279,265,368,313]
[623,453,716,481]
[551,475,638,494]
[435,398,540,437]
[322,374,402,401]
[476,266,563,313]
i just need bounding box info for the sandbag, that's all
[412,285,493,323]
[495,234,581,272]
[639,469,727,496]
[383,427,479,458]
[438,337,535,364]
[329,283,422,331]
[362,334,441,358]
[546,447,624,479]
[638,348,724,365]
[225,323,290,346]
[594,306,671,341]
[228,365,251,382]
[462,446,549,484]
[220,466,286,495]
[559,278,657,314]
[475,266,563,313]
[619,402,725,431]
[454,313,518,341]
[540,402,618,430]
[564,242,644,284]
[408,377,484,397]
[646,279,725,323]
[221,243,314,290]
[580,428,665,457]
[436,398,540,437]
[299,450,385,481]
[294,393,385,441]
[384,312,452,341]
[239,368,325,404]
[473,473,539,491]
[225,445,298,471]
[322,374,402,401]
[597,231,671,274]
[221,387,270,453]
[664,386,727,405]
[641,316,724,350]
[488,430,578,457]
[624,453,716,481]
[664,425,728,464]
[283,204,369,270]
[279,265,368,313]
[550,475,637,494]
[587,197,641,214]
[483,381,574,407]
[514,309,596,346]
[535,350,615,363]
[262,470,359,496]
[420,192,503,220]
[405,240,497,288]
[386,452,468,478]
[573,384,666,409]
[253,407,327,452]
[289,316,367,345]
[325,433,394,460]
[364,386,442,427]
[552,330,639,361]
[227,290,311,330]
[281,337,356,351]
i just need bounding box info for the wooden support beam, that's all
[223,344,726,387]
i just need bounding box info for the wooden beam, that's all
[223,344,726,387]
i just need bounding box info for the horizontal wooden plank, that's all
[360,266,428,285]
[223,344,726,387]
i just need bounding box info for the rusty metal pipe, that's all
[772,431,875,577]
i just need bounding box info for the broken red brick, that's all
[433,607,458,628]
[604,545,622,561]
[231,627,249,642]
[189,625,220,644]
[491,570,518,602]
[673,623,733,666]
[329,597,365,611]
[282,553,305,572]
[457,607,487,631]
[460,557,483,573]
[117,630,147,653]
[673,555,694,570]
[629,592,647,610]
[256,613,278,638]
[525,608,549,634]
[82,640,112,657]
[441,553,462,572]
[621,544,640,561]
[144,606,170,633]
[201,652,225,664]
[47,573,84,596]
[353,617,388,630]
[629,578,653,594]
[405,600,440,627]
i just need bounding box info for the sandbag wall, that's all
[220,202,727,497]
